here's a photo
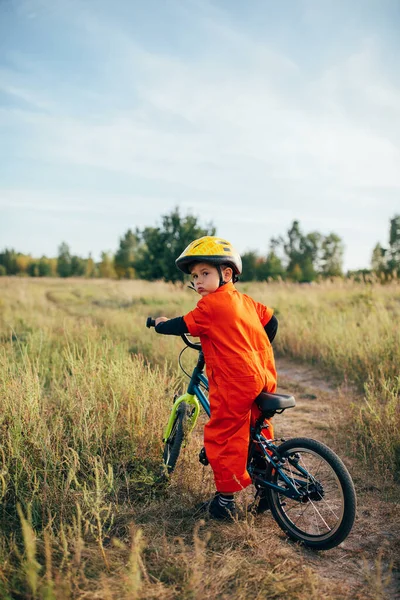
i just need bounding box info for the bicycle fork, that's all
[163,393,201,442]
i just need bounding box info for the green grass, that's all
[0,277,398,598]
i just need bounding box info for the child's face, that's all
[190,262,230,297]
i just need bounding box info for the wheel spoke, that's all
[317,496,341,520]
[264,439,356,549]
[271,443,346,541]
[308,500,333,531]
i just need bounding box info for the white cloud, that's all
[1,0,399,269]
[0,189,173,215]
[8,50,399,196]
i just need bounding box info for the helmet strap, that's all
[216,265,225,287]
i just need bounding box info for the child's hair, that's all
[188,261,233,275]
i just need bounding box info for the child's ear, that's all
[223,267,233,282]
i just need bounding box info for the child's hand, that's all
[155,317,169,326]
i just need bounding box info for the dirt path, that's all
[127,355,400,599]
[273,356,400,599]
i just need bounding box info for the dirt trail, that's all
[273,356,400,599]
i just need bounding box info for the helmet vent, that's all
[175,235,242,276]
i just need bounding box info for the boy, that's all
[154,236,278,520]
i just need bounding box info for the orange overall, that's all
[184,282,277,493]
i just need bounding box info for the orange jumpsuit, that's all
[184,282,277,493]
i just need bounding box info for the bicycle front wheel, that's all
[267,438,356,550]
[162,402,189,476]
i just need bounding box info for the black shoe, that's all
[208,494,236,521]
[193,491,219,516]
[193,493,236,521]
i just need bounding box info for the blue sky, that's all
[1,0,399,270]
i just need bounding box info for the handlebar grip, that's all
[146,317,156,328]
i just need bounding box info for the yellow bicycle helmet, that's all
[175,236,242,282]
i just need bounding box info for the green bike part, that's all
[163,393,200,442]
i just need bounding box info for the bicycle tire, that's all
[266,438,356,551]
[162,402,189,475]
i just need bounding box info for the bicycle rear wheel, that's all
[162,402,189,476]
[266,438,356,550]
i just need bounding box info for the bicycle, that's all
[146,317,357,551]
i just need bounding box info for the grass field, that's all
[0,277,399,599]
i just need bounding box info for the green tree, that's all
[114,229,140,279]
[320,233,344,277]
[254,251,285,281]
[238,248,285,281]
[85,255,97,278]
[283,221,303,275]
[38,257,53,277]
[289,263,303,282]
[301,232,322,278]
[241,251,258,281]
[387,215,400,275]
[28,257,53,277]
[0,249,18,275]
[134,207,216,282]
[99,252,116,278]
[282,222,321,281]
[264,250,285,280]
[15,254,32,275]
[370,215,400,279]
[57,243,72,278]
[70,255,86,277]
[277,222,343,281]
[27,262,40,277]
[371,243,387,275]
[300,256,316,282]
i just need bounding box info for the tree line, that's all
[1,209,399,283]
[370,216,400,280]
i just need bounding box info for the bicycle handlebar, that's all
[146,317,156,328]
[146,317,202,351]
[180,333,202,350]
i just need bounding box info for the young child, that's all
[154,236,278,520]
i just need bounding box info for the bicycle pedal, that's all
[199,447,209,466]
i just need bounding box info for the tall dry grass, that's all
[245,280,400,478]
[0,276,398,598]
[0,278,185,597]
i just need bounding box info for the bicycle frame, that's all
[249,430,311,500]
[163,343,307,503]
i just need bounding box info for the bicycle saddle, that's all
[255,392,296,412]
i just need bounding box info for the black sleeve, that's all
[264,315,278,343]
[155,316,189,336]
